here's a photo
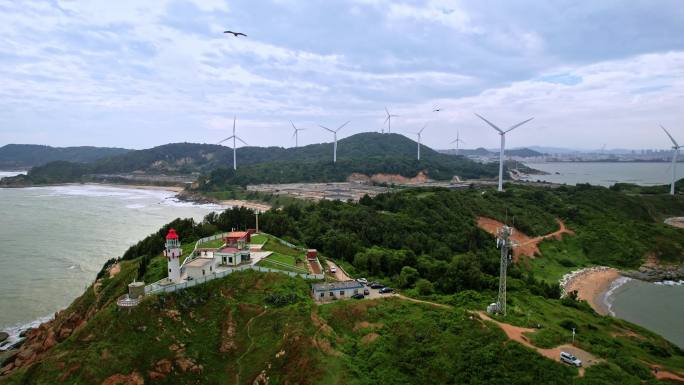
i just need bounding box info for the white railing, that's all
[144,265,324,295]
[116,294,142,307]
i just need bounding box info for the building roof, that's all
[312,280,363,291]
[217,247,240,254]
[166,228,179,240]
[185,258,213,268]
[226,231,249,239]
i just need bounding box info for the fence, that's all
[144,264,324,295]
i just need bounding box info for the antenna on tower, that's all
[487,222,518,316]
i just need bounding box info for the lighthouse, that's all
[164,228,181,283]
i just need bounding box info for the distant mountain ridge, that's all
[0,144,131,169]
[439,147,544,158]
[1,133,500,186]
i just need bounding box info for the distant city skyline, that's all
[0,1,682,150]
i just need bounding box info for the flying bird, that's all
[433,106,442,112]
[224,30,247,37]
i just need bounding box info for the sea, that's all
[0,179,222,349]
[521,162,684,187]
[604,278,684,348]
[522,162,684,348]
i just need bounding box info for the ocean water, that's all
[605,278,684,348]
[0,185,222,347]
[521,162,684,186]
[0,171,26,179]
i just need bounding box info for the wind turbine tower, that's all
[661,125,682,195]
[217,116,248,170]
[451,130,466,155]
[384,107,398,134]
[414,124,427,160]
[475,113,534,192]
[320,121,350,163]
[290,121,305,148]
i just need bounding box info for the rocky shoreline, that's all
[621,264,684,282]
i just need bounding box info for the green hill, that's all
[1,184,683,384]
[0,133,499,187]
[0,144,131,169]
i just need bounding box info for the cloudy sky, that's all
[0,0,683,150]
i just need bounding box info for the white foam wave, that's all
[125,203,146,209]
[603,276,632,316]
[0,314,54,351]
[654,280,684,286]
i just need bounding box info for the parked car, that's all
[379,287,394,294]
[351,293,365,299]
[330,266,337,273]
[560,352,582,367]
[357,278,368,285]
[370,283,384,289]
[363,288,370,295]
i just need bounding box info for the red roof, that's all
[226,231,249,239]
[166,228,179,240]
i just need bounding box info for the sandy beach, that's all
[219,199,272,212]
[563,267,621,315]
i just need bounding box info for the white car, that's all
[357,278,368,284]
[560,352,582,367]
[330,267,337,273]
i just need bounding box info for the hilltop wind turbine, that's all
[451,130,466,155]
[384,107,398,134]
[217,116,248,170]
[475,113,534,192]
[661,125,682,195]
[320,121,350,163]
[290,121,305,148]
[413,124,427,160]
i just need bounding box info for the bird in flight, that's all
[433,106,442,112]
[224,30,247,37]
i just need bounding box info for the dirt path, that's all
[235,308,268,385]
[477,312,600,376]
[396,294,451,309]
[648,363,684,382]
[325,260,352,281]
[477,217,574,261]
[108,263,121,278]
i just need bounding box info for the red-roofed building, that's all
[224,231,250,248]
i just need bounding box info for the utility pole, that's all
[255,211,259,233]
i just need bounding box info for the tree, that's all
[415,279,434,295]
[399,266,420,288]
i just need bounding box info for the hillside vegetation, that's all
[2,184,683,384]
[0,133,499,186]
[0,144,130,169]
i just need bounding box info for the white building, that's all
[164,228,182,283]
[312,280,364,302]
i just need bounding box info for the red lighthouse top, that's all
[166,228,179,240]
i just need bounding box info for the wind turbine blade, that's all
[450,138,458,144]
[336,120,350,132]
[290,120,296,131]
[505,117,534,133]
[419,123,427,134]
[474,113,503,133]
[291,131,296,139]
[217,136,235,144]
[385,106,390,116]
[233,116,236,134]
[661,125,680,147]
[235,136,248,146]
[384,116,390,124]
[319,125,335,133]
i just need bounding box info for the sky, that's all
[0,0,683,150]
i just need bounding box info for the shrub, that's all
[415,279,434,295]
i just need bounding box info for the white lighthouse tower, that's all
[164,228,181,283]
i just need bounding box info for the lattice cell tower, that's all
[495,225,514,315]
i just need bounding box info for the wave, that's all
[603,276,632,316]
[0,314,54,351]
[654,280,684,286]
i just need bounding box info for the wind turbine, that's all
[320,121,350,163]
[451,130,466,155]
[661,125,682,195]
[413,124,427,160]
[475,113,534,192]
[290,121,305,148]
[384,107,398,134]
[217,116,248,170]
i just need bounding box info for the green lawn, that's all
[262,238,304,260]
[197,238,225,249]
[250,234,268,244]
[256,259,307,273]
[265,252,297,266]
